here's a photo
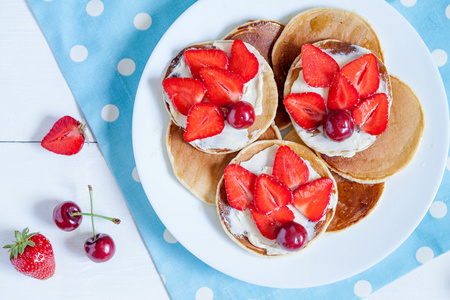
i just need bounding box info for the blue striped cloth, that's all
[28,0,449,298]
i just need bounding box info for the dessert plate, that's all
[132,0,449,288]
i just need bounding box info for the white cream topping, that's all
[225,145,337,255]
[164,40,266,151]
[289,45,391,157]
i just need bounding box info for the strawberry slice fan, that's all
[27,1,449,300]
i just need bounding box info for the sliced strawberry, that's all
[228,39,259,83]
[340,53,380,99]
[249,204,294,240]
[301,43,340,88]
[224,164,257,211]
[41,116,87,155]
[283,92,326,130]
[200,68,244,106]
[272,145,309,190]
[253,174,293,215]
[162,77,206,116]
[352,93,389,135]
[327,71,359,111]
[293,177,333,222]
[183,103,225,142]
[183,48,228,79]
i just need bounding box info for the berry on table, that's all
[3,228,55,280]
[41,115,88,155]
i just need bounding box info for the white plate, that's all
[132,0,449,288]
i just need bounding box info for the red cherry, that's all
[226,101,255,129]
[84,233,116,263]
[323,109,355,142]
[53,201,83,231]
[276,221,308,251]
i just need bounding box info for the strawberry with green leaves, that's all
[3,228,55,280]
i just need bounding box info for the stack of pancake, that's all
[164,8,424,256]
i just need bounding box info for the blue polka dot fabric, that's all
[28,0,449,299]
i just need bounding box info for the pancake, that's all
[216,140,338,257]
[163,40,278,155]
[317,75,424,183]
[272,7,384,129]
[167,122,281,205]
[223,20,285,67]
[284,39,392,158]
[284,129,384,232]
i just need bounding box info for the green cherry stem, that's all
[70,185,121,226]
[89,185,96,239]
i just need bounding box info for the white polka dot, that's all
[432,49,448,67]
[160,274,166,284]
[195,287,214,300]
[134,13,152,30]
[42,0,53,2]
[70,45,88,62]
[430,201,447,218]
[132,167,141,182]
[446,5,450,19]
[416,246,434,264]
[354,280,372,298]
[401,0,417,7]
[101,104,119,122]
[86,0,104,17]
[163,229,177,244]
[117,58,136,76]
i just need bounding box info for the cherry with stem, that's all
[83,185,117,263]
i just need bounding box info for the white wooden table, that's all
[1,1,449,299]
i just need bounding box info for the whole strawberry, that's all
[3,228,55,280]
[41,115,88,155]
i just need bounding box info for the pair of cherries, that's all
[53,185,120,263]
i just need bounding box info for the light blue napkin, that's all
[28,0,449,299]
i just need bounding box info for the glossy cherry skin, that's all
[226,101,255,129]
[84,233,116,263]
[276,221,308,251]
[323,109,355,142]
[53,201,83,231]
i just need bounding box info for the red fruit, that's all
[84,233,116,263]
[53,201,83,231]
[226,101,255,129]
[253,174,293,214]
[276,221,308,251]
[224,164,257,211]
[323,110,355,142]
[183,48,228,79]
[352,93,389,135]
[41,115,87,155]
[249,204,295,240]
[283,92,326,130]
[301,43,340,87]
[200,68,244,107]
[272,145,309,190]
[327,71,359,111]
[162,77,206,115]
[293,177,333,222]
[3,228,55,280]
[183,102,225,142]
[340,53,380,98]
[228,39,259,83]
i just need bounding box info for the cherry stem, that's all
[88,185,96,239]
[70,212,121,224]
